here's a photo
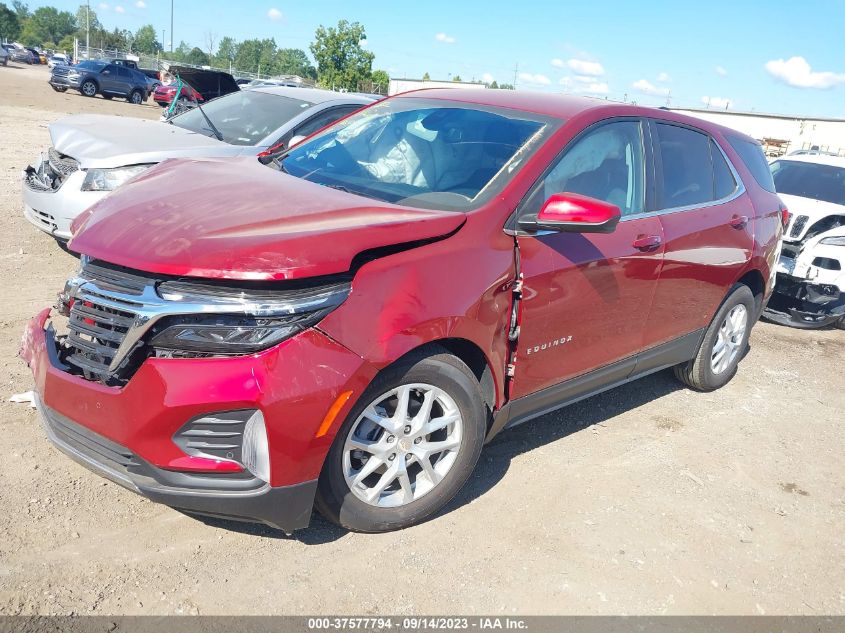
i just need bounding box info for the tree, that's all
[185,46,209,66]
[234,38,276,75]
[499,83,515,90]
[214,35,237,68]
[19,6,76,46]
[74,4,100,42]
[275,48,316,78]
[0,3,20,41]
[56,34,74,52]
[11,0,28,21]
[489,80,499,89]
[452,74,462,82]
[203,31,216,59]
[371,69,389,93]
[422,71,430,81]
[133,24,161,54]
[310,20,374,91]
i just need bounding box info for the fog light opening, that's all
[242,410,271,483]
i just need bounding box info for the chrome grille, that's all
[790,215,809,238]
[65,292,138,383]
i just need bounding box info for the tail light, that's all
[780,205,790,229]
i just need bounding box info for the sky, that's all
[37,0,845,118]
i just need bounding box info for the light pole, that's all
[170,0,174,53]
[85,0,90,54]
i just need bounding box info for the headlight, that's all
[819,236,845,247]
[81,164,152,191]
[149,280,351,356]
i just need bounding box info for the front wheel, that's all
[315,349,486,532]
[674,284,755,391]
[80,80,97,97]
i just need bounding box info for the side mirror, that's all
[521,192,621,234]
[288,134,307,148]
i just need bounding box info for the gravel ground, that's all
[0,63,843,617]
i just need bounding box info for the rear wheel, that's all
[315,349,486,532]
[80,80,97,97]
[129,89,144,105]
[674,284,755,391]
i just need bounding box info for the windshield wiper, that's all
[195,102,224,141]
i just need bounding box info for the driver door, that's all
[511,118,665,398]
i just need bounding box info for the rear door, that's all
[99,64,120,94]
[643,120,754,346]
[511,118,665,398]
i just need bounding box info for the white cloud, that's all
[135,0,145,7]
[702,96,732,109]
[114,5,124,12]
[560,75,609,94]
[518,72,551,86]
[435,32,456,44]
[632,79,669,96]
[715,65,728,77]
[565,58,604,76]
[481,72,495,84]
[657,72,670,82]
[551,58,565,68]
[98,2,109,9]
[765,56,845,89]
[267,8,282,21]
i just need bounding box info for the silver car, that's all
[22,87,376,241]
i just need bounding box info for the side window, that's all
[654,123,715,208]
[711,139,738,199]
[102,64,116,75]
[116,66,131,79]
[294,105,360,139]
[523,120,645,216]
[727,135,776,193]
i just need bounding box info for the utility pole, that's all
[513,62,518,88]
[161,29,165,53]
[85,0,90,54]
[170,0,174,53]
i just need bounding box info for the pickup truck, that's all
[106,58,160,84]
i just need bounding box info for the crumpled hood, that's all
[50,114,233,168]
[780,193,845,242]
[69,157,466,281]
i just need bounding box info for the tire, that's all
[834,316,845,330]
[674,284,756,391]
[315,348,486,532]
[80,80,97,97]
[129,89,143,105]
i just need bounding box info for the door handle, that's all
[632,235,662,251]
[729,215,749,229]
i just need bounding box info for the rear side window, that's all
[727,135,776,193]
[655,123,714,208]
[712,139,738,199]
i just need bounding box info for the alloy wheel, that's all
[342,383,463,508]
[710,304,748,374]
[82,81,96,96]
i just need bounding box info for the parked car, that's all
[20,91,783,534]
[153,66,239,110]
[9,45,36,64]
[763,154,845,328]
[47,53,69,68]
[26,47,45,64]
[49,59,148,103]
[22,87,375,241]
[0,45,8,67]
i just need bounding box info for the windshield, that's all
[75,60,106,71]
[771,159,845,206]
[170,90,314,146]
[277,97,555,211]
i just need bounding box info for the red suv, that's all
[21,91,783,533]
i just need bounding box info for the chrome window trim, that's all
[622,132,746,223]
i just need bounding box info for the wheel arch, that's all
[735,268,766,317]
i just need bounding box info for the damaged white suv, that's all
[764,154,845,329]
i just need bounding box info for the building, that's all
[670,107,845,157]
[388,78,487,97]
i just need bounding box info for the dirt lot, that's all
[0,63,843,617]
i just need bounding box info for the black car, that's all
[50,60,149,104]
